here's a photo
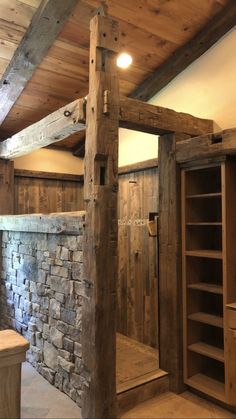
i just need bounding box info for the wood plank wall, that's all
[117,167,159,348]
[14,170,84,214]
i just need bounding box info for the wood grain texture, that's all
[0,211,85,234]
[117,168,159,349]
[176,128,236,163]
[0,98,86,159]
[130,0,236,101]
[0,0,78,125]
[14,172,84,214]
[119,97,213,137]
[0,330,29,419]
[0,159,14,215]
[0,364,21,419]
[82,13,120,419]
[158,133,184,393]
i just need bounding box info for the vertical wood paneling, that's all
[117,167,159,348]
[14,174,84,214]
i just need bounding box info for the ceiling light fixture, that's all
[117,53,132,69]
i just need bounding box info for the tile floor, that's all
[22,362,235,419]
[21,362,81,419]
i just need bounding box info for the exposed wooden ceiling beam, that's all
[130,0,236,102]
[0,95,213,160]
[0,0,78,126]
[0,99,85,159]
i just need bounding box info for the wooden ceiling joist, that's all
[176,128,236,163]
[130,0,236,102]
[0,95,213,160]
[0,99,85,159]
[0,0,78,126]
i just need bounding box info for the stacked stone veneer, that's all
[0,213,86,407]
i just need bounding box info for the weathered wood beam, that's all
[119,97,213,136]
[159,133,184,393]
[0,99,85,159]
[0,0,78,125]
[176,128,236,163]
[0,211,85,234]
[0,95,213,160]
[130,0,236,101]
[82,13,120,419]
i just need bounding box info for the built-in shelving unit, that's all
[182,163,226,403]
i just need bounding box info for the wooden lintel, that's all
[176,128,236,163]
[0,0,78,125]
[0,99,85,159]
[119,97,213,136]
[130,1,236,101]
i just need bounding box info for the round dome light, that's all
[117,53,132,69]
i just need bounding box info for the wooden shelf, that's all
[188,312,223,328]
[186,193,222,199]
[186,373,225,403]
[185,250,222,259]
[188,282,223,295]
[188,342,224,363]
[186,222,222,226]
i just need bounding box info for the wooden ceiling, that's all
[0,0,231,152]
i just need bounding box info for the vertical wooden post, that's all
[0,159,14,214]
[82,11,120,419]
[158,133,184,393]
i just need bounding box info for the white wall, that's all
[14,148,84,175]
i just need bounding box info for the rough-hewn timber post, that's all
[158,133,184,393]
[82,12,120,419]
[0,159,14,214]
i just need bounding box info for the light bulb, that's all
[117,53,133,69]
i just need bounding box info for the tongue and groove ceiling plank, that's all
[130,0,236,101]
[0,0,78,126]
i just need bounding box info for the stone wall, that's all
[0,212,86,407]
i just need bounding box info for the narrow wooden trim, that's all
[118,158,158,175]
[14,169,84,183]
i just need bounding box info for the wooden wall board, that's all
[14,172,84,214]
[117,168,159,349]
[0,0,227,148]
